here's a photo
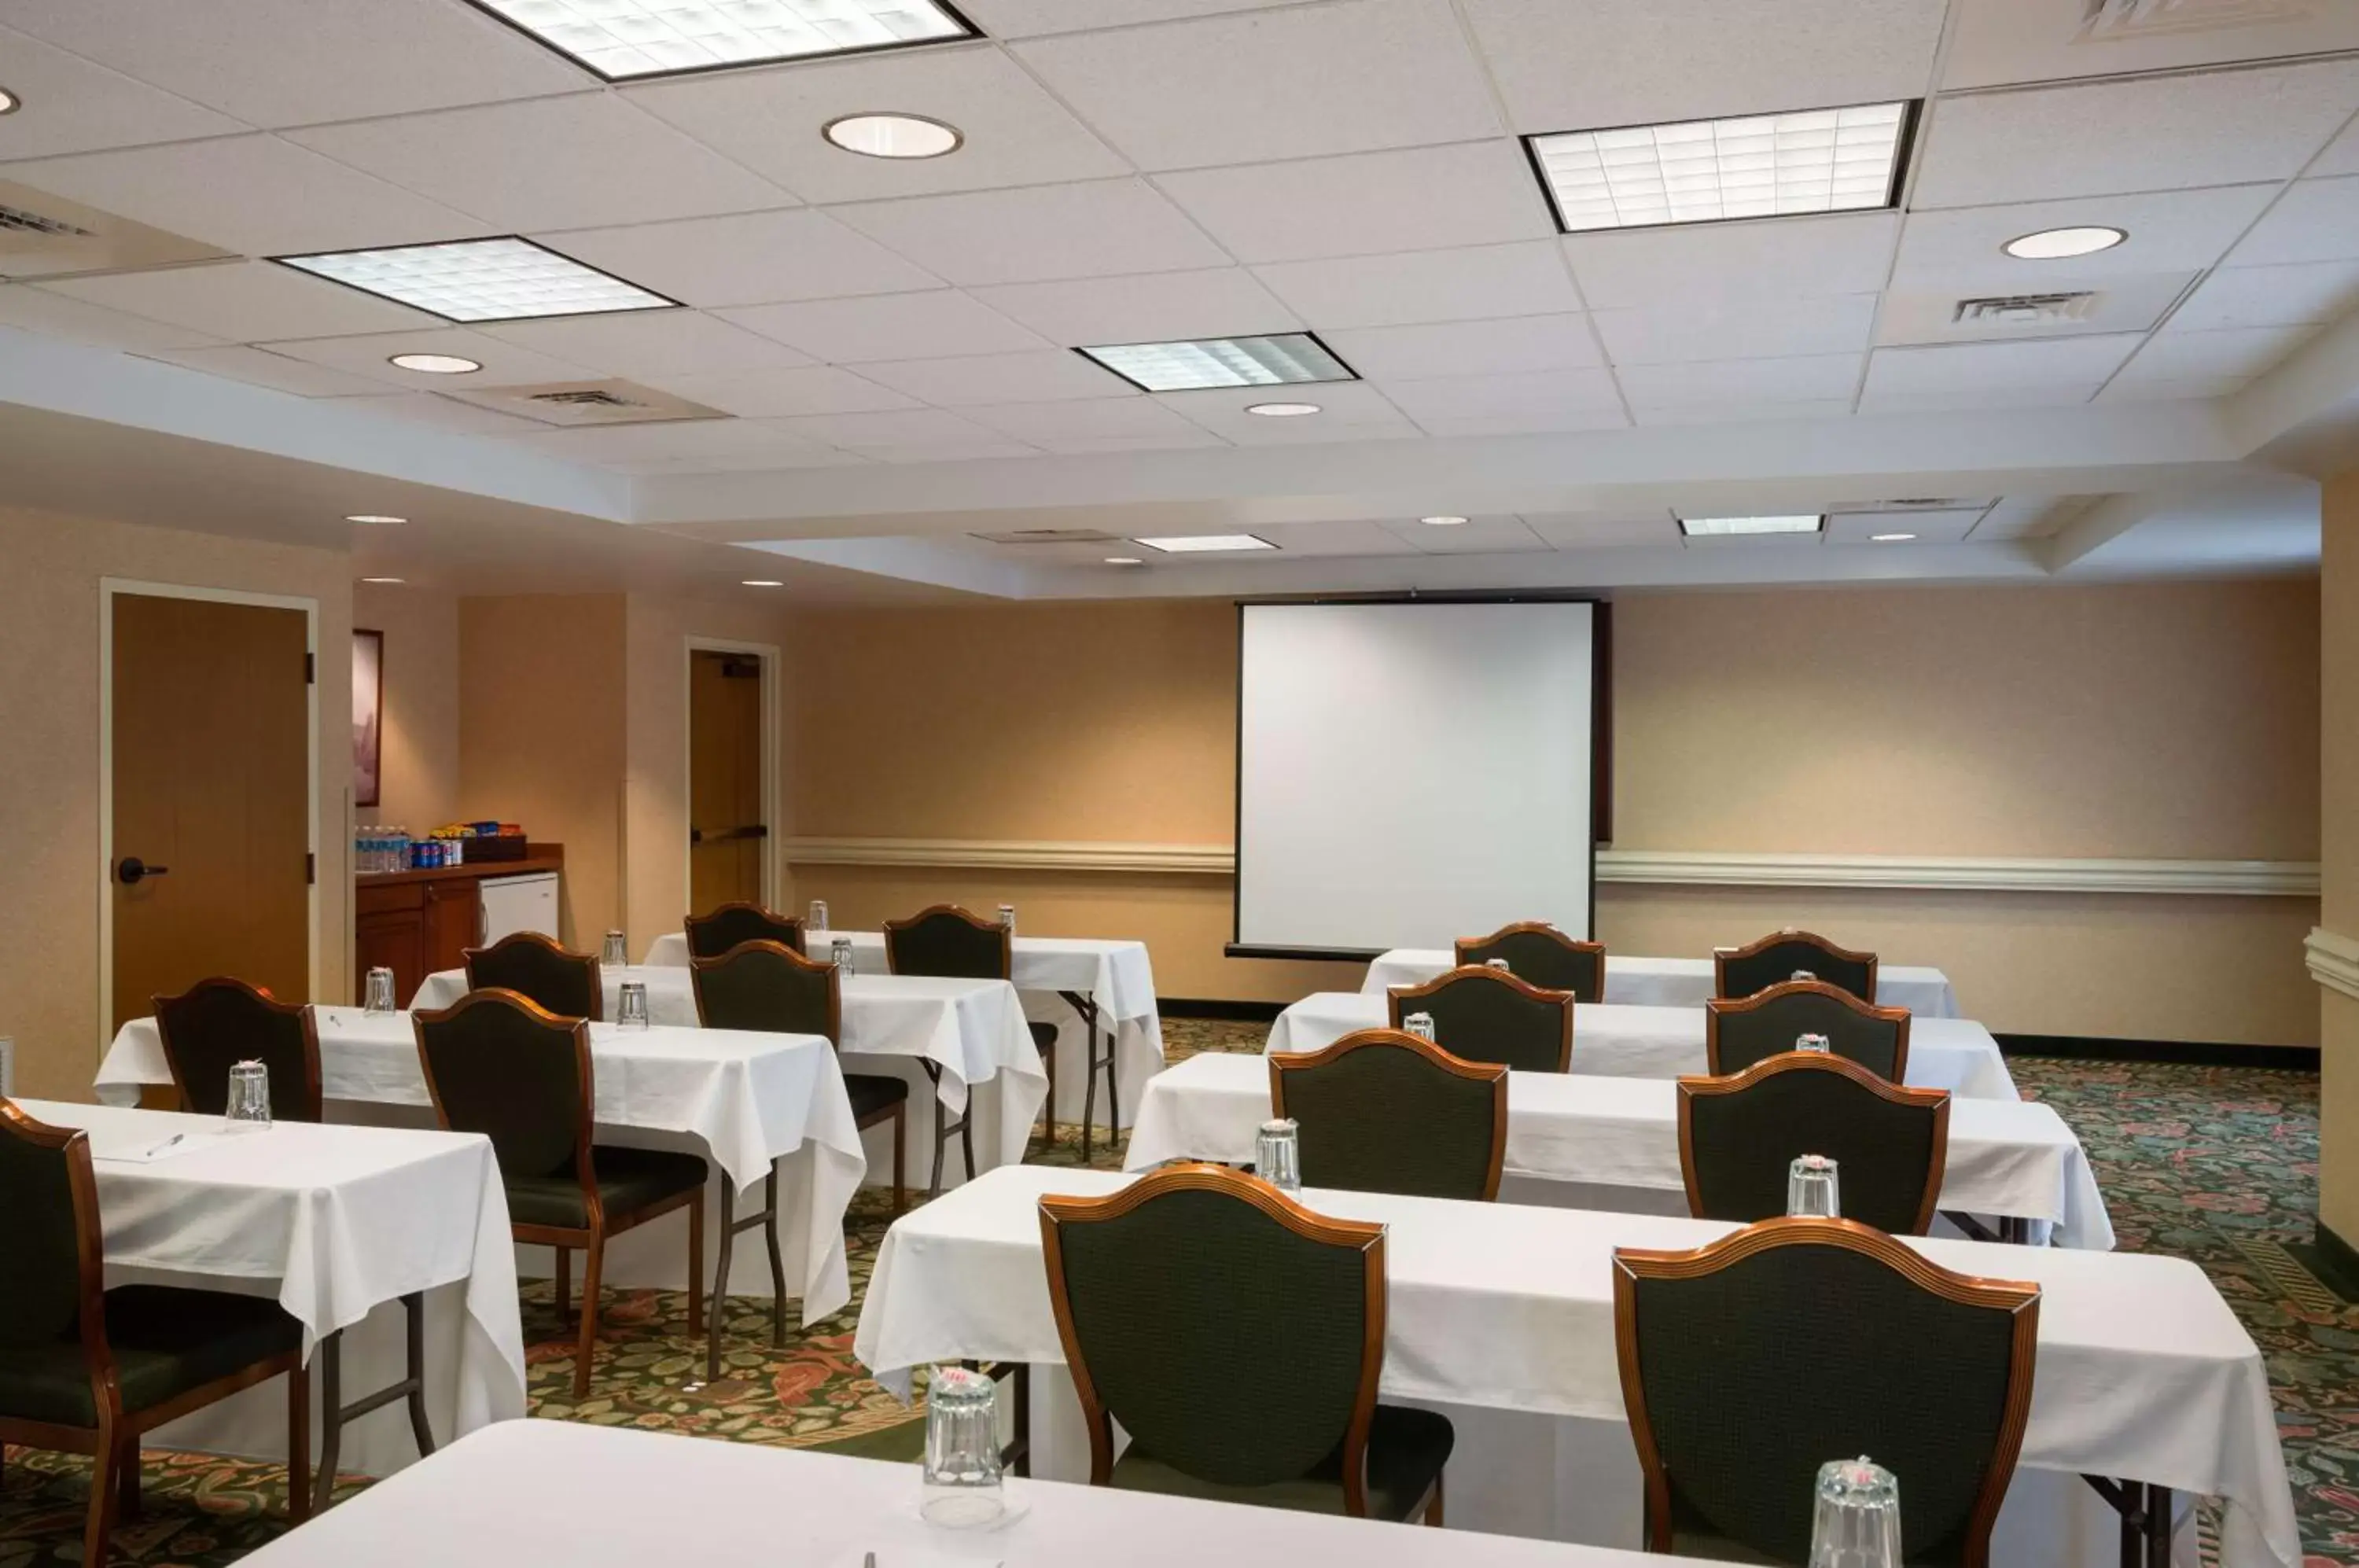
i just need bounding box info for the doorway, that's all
[686,642,774,915]
[103,584,316,1040]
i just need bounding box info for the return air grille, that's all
[1953,292,2098,326]
[0,203,96,239]
[2079,0,2317,39]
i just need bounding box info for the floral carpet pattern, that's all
[2,1027,2350,1566]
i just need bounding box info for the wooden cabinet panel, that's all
[353,849,562,1007]
[423,878,480,981]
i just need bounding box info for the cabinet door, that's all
[356,907,426,1006]
[423,878,481,981]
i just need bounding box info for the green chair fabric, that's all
[685,905,805,959]
[1388,970,1570,1073]
[153,980,318,1123]
[691,942,834,1036]
[847,1075,911,1121]
[414,996,585,1185]
[463,937,600,1021]
[0,1122,85,1356]
[884,908,1008,980]
[1455,929,1604,1003]
[1107,1404,1456,1518]
[499,1146,711,1230]
[1709,988,1904,1080]
[1682,1065,1946,1235]
[1275,1037,1503,1201]
[1719,937,1874,1005]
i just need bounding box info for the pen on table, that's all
[145,1132,185,1158]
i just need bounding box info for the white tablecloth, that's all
[1362,950,1961,1017]
[1269,992,2019,1101]
[98,1008,867,1321]
[231,1419,1693,1568]
[20,1099,524,1478]
[856,1165,2297,1568]
[1124,1052,2112,1249]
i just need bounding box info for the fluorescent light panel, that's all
[1529,101,1912,234]
[1679,514,1824,536]
[466,0,973,80]
[1135,535,1276,554]
[277,237,675,323]
[1080,334,1355,393]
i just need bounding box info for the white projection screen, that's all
[1234,599,1600,957]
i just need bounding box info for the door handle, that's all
[117,856,170,885]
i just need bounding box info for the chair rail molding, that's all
[782,837,2320,896]
[2307,927,2359,1004]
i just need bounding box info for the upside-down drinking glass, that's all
[363,966,396,1014]
[809,899,829,933]
[223,1060,272,1131]
[1404,1010,1437,1043]
[996,904,1016,934]
[1788,1154,1841,1218]
[1791,969,1820,984]
[832,937,855,976]
[617,981,651,1030]
[1484,957,1511,972]
[922,1365,1004,1526]
[602,929,627,967]
[1809,1456,1901,1568]
[1795,1032,1832,1054]
[1256,1117,1302,1194]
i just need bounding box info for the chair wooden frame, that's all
[1037,1163,1439,1524]
[1713,929,1879,1003]
[1271,1029,1510,1203]
[1453,922,1608,1001]
[410,989,705,1399]
[1703,979,1912,1080]
[1386,966,1576,1073]
[462,931,604,1022]
[882,904,1061,1191]
[1676,1052,1952,1235]
[0,1101,310,1565]
[1612,1216,2038,1566]
[151,975,326,1124]
[683,901,807,959]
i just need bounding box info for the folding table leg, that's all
[2085,1475,2173,1568]
[764,1165,788,1348]
[708,1184,736,1384]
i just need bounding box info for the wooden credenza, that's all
[354,848,565,1006]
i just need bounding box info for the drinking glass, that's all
[617,981,652,1030]
[922,1365,1005,1526]
[1484,957,1511,972]
[363,966,396,1014]
[1795,1032,1832,1054]
[1809,1456,1901,1568]
[996,904,1016,933]
[602,929,627,967]
[1256,1117,1302,1194]
[1791,968,1820,984]
[832,937,856,976]
[809,899,830,933]
[1404,1010,1437,1043]
[1788,1154,1841,1218]
[223,1060,272,1132]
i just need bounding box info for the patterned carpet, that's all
[2,1023,2347,1566]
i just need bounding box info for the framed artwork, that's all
[354,628,383,808]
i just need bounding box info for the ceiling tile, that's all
[1875,271,2195,348]
[852,349,1139,405]
[1323,315,1602,379]
[143,344,392,396]
[0,281,226,352]
[1616,353,1862,406]
[1565,213,1900,310]
[959,0,1319,33]
[1377,515,1551,554]
[633,365,920,418]
[0,24,245,158]
[259,327,599,389]
[1888,183,2280,291]
[1941,0,2359,91]
[2114,324,2315,385]
[37,260,440,340]
[1824,506,1984,543]
[541,209,944,307]
[513,419,836,462]
[769,408,1003,446]
[605,446,874,473]
[288,95,794,233]
[1859,385,2099,414]
[1592,293,1877,365]
[831,179,1231,285]
[337,392,550,436]
[2169,259,2359,331]
[0,0,589,127]
[624,46,1128,204]
[1250,520,1423,557]
[970,270,1300,344]
[1861,334,2143,399]
[480,311,814,377]
[1011,0,1502,170]
[958,397,1214,440]
[1156,380,1412,440]
[1377,366,1622,421]
[1251,242,1579,329]
[2315,115,2359,179]
[1460,0,1945,133]
[863,441,1047,463]
[1027,429,1231,453]
[2225,176,2359,266]
[1414,408,1628,436]
[1911,61,2359,209]
[722,291,1051,363]
[1631,398,1857,426]
[1967,497,2068,539]
[1158,142,1552,264]
[2094,374,2247,404]
[1524,510,1678,547]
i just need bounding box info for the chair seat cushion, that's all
[1028,1021,1058,1055]
[847,1073,910,1121]
[502,1145,709,1230]
[0,1286,300,1430]
[1108,1404,1452,1522]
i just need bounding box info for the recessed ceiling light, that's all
[824,112,963,160]
[742,579,785,587]
[1246,401,1322,418]
[1080,334,1356,393]
[1869,532,1918,543]
[1420,515,1470,527]
[0,86,20,116]
[1105,557,1144,566]
[388,353,481,375]
[360,576,407,585]
[462,0,975,81]
[345,513,407,525]
[2003,226,2128,260]
[1528,101,1915,234]
[278,237,675,323]
[1134,535,1277,554]
[1678,514,1824,537]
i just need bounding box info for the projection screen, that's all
[1233,598,1599,958]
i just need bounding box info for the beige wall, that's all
[0,505,354,1100]
[355,581,459,832]
[2319,470,2359,1235]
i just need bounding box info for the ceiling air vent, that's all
[0,180,229,281]
[0,204,96,239]
[970,528,1124,546]
[1953,292,2098,326]
[2079,0,2316,39]
[447,379,727,427]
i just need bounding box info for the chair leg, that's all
[764,1165,789,1348]
[313,1331,342,1514]
[1422,1474,1444,1528]
[889,1103,907,1216]
[83,1430,120,1568]
[552,1245,571,1325]
[403,1292,436,1461]
[1040,1038,1057,1152]
[687,1188,706,1341]
[116,1437,140,1520]
[574,1235,604,1401]
[959,1104,977,1186]
[1081,1026,1099,1165]
[708,1183,736,1384]
[929,1091,949,1200]
[1105,1034,1121,1141]
[286,1363,311,1525]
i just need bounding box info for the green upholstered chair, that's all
[462,930,602,1022]
[1454,923,1606,1003]
[1614,1219,2037,1565]
[152,975,323,1124]
[1039,1164,1452,1524]
[884,904,1064,1192]
[1270,1029,1507,1202]
[1705,981,1911,1082]
[1386,966,1574,1074]
[1677,1054,1950,1235]
[684,902,806,959]
[1713,929,1878,1006]
[0,1100,309,1566]
[412,989,706,1398]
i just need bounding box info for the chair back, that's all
[1706,980,1910,1080]
[0,1102,105,1361]
[1678,1055,1950,1235]
[1271,1030,1507,1201]
[691,940,839,1043]
[1386,966,1573,1073]
[1454,923,1606,1003]
[412,990,592,1191]
[1040,1165,1386,1510]
[463,931,602,1021]
[1715,929,1877,1004]
[883,904,1010,980]
[684,903,806,960]
[152,976,324,1123]
[1614,1219,2037,1566]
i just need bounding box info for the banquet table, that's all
[1362,949,1961,1016]
[1269,992,2021,1100]
[19,1099,524,1480]
[856,1165,2295,1568]
[97,1007,866,1318]
[230,1419,1704,1568]
[1124,1051,2114,1249]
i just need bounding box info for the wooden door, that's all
[688,650,765,914]
[111,594,310,1031]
